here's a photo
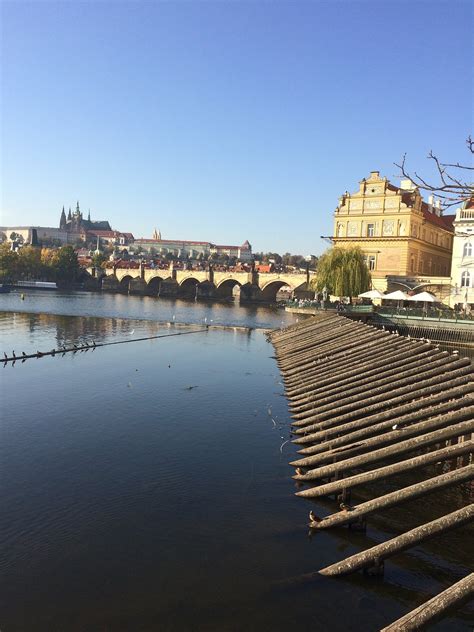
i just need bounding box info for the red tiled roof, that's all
[88,230,134,239]
[421,208,455,231]
[135,238,210,246]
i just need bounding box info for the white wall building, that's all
[449,199,474,308]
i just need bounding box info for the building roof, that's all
[135,238,211,246]
[88,230,134,239]
[421,208,455,231]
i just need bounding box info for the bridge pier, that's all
[159,279,179,297]
[129,278,147,295]
[195,282,216,300]
[101,275,121,292]
[239,284,264,302]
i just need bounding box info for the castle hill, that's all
[1,2,473,631]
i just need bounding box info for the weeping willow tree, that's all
[312,246,371,299]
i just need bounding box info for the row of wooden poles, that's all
[1,328,208,364]
[268,312,473,631]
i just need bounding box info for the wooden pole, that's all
[291,373,472,433]
[380,573,474,632]
[291,406,474,468]
[319,504,474,576]
[296,440,474,498]
[312,465,474,529]
[296,387,474,454]
[293,419,474,481]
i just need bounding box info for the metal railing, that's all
[377,306,474,323]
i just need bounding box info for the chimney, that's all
[428,194,434,212]
[435,199,442,216]
[400,179,415,191]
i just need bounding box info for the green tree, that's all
[17,246,42,279]
[92,252,108,268]
[53,246,79,282]
[0,243,18,281]
[312,246,371,300]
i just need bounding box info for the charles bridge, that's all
[86,263,312,302]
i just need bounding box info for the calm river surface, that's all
[1,291,472,631]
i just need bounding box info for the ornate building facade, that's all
[332,171,455,292]
[449,198,474,308]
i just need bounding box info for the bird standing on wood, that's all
[339,502,351,512]
[309,510,321,524]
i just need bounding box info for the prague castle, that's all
[59,202,111,235]
[333,171,455,292]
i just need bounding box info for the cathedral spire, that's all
[60,206,66,230]
[68,207,72,220]
[76,201,80,213]
[88,209,91,222]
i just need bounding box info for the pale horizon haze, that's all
[1,0,472,254]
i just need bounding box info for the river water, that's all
[0,291,472,631]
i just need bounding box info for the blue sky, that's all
[1,0,472,254]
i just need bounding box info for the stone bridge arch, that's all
[215,277,243,299]
[179,276,201,297]
[118,274,134,293]
[147,275,164,296]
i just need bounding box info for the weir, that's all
[268,313,474,630]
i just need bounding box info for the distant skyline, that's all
[1,0,472,254]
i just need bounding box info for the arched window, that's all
[461,270,471,287]
[463,242,473,257]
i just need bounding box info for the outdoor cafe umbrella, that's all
[407,291,436,313]
[358,289,385,299]
[406,291,436,303]
[383,290,410,308]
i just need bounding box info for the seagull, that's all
[392,424,399,430]
[295,467,305,476]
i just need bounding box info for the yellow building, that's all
[332,171,455,293]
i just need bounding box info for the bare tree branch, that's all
[394,137,474,209]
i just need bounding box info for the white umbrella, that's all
[358,289,384,299]
[407,291,437,315]
[383,290,410,309]
[406,291,436,302]
[383,290,410,301]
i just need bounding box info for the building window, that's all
[463,242,472,257]
[367,224,375,237]
[461,271,471,287]
[364,255,376,270]
[411,257,415,272]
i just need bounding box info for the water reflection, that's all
[0,310,472,631]
[0,289,298,330]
